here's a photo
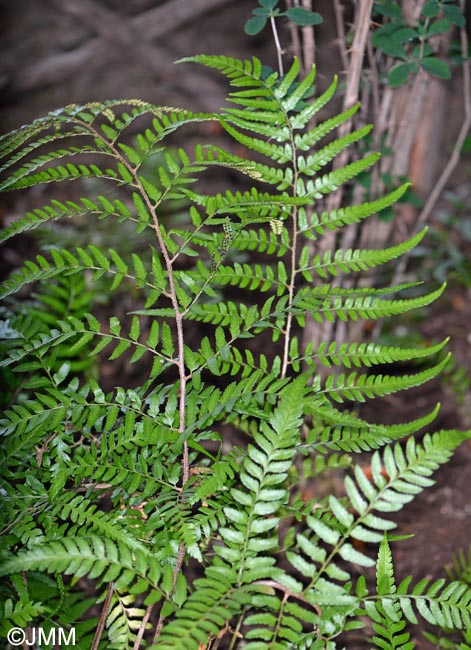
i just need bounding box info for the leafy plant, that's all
[373,0,464,87]
[0,55,470,649]
[244,0,323,37]
[421,544,471,649]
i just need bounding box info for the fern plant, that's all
[0,55,470,649]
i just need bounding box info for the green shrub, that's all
[0,55,470,649]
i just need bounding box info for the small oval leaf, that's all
[284,7,323,26]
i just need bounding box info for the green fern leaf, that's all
[308,183,410,234]
[0,536,163,593]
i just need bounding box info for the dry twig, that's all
[91,582,114,650]
[303,0,374,355]
[393,7,471,282]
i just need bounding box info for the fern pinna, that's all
[0,56,470,649]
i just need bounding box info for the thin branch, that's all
[390,70,430,177]
[301,0,316,72]
[228,607,247,650]
[329,0,375,192]
[333,0,349,72]
[270,15,285,76]
[340,0,374,123]
[305,0,373,354]
[91,582,114,650]
[415,29,470,228]
[286,0,303,66]
[281,122,301,378]
[367,38,381,145]
[152,542,187,643]
[401,0,428,24]
[132,603,153,650]
[393,9,471,281]
[328,0,374,237]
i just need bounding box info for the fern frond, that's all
[0,312,175,373]
[365,537,414,650]
[219,120,293,163]
[290,76,338,130]
[307,402,441,452]
[0,146,117,192]
[320,355,449,404]
[213,261,287,294]
[366,539,471,640]
[193,452,239,502]
[198,144,295,189]
[221,112,286,138]
[51,494,148,551]
[0,197,136,243]
[302,430,469,579]
[298,124,374,176]
[185,299,261,329]
[0,598,48,634]
[178,54,269,89]
[157,380,308,648]
[106,591,147,650]
[299,152,380,199]
[0,117,87,160]
[203,188,306,218]
[298,283,446,323]
[0,130,93,174]
[294,103,360,151]
[307,183,410,235]
[0,246,168,301]
[0,536,163,594]
[231,226,290,256]
[156,569,245,650]
[75,445,171,501]
[300,228,427,280]
[222,378,307,581]
[2,162,121,192]
[309,336,448,369]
